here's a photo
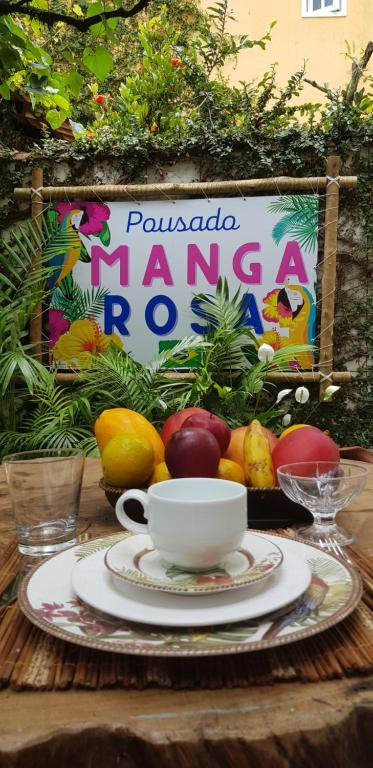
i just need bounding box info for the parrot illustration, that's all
[46,209,84,288]
[261,280,316,368]
[261,574,329,640]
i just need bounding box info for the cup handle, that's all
[115,489,150,534]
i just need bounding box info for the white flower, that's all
[323,385,341,401]
[295,386,310,404]
[276,388,292,404]
[282,413,292,426]
[257,343,275,363]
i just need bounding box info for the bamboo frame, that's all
[29,168,44,361]
[55,371,352,385]
[14,175,357,201]
[318,155,341,398]
[18,160,355,388]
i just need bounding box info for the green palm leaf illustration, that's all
[269,195,318,253]
[51,274,110,322]
[75,533,126,561]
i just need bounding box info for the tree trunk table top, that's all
[0,458,372,767]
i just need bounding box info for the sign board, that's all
[48,196,318,368]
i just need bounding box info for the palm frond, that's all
[0,214,58,352]
[79,338,207,421]
[192,279,259,379]
[269,195,318,215]
[193,277,257,335]
[0,372,94,458]
[80,349,148,413]
[0,349,52,396]
[0,430,31,457]
[43,229,81,261]
[144,335,206,380]
[269,195,318,253]
[269,343,314,369]
[51,276,110,322]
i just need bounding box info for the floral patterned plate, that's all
[73,546,309,627]
[18,533,362,657]
[104,532,283,595]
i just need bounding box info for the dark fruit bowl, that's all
[99,478,312,530]
[99,478,147,524]
[246,486,312,529]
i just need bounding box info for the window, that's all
[302,0,347,16]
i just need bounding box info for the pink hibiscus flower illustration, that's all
[49,309,70,348]
[56,201,110,235]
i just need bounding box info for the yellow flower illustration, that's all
[262,288,292,327]
[258,329,282,350]
[52,319,122,368]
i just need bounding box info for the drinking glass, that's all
[277,461,368,547]
[3,449,85,556]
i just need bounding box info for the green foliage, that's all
[0,263,313,455]
[79,335,205,421]
[0,375,96,456]
[0,2,372,448]
[0,0,272,130]
[269,196,319,254]
[50,274,110,323]
[0,215,55,358]
[0,0,150,127]
[190,1,275,77]
[83,3,273,137]
[0,12,80,129]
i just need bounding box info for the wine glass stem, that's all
[312,509,337,529]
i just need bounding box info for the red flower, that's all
[93,94,105,104]
[171,57,181,68]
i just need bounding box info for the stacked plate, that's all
[19,530,362,657]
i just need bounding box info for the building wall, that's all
[201,0,372,102]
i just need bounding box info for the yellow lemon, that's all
[95,407,164,464]
[148,461,172,485]
[216,458,245,484]
[279,424,309,440]
[102,433,155,487]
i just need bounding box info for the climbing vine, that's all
[0,2,372,447]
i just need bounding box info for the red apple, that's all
[182,412,231,455]
[160,407,210,446]
[165,428,220,478]
[272,426,340,484]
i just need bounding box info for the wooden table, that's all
[0,458,372,767]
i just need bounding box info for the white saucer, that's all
[104,531,284,595]
[72,545,311,627]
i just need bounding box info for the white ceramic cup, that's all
[115,477,247,570]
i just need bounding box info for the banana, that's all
[243,419,275,488]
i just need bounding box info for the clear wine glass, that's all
[277,461,368,547]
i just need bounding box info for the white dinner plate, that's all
[72,541,311,627]
[104,531,284,595]
[18,533,362,657]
